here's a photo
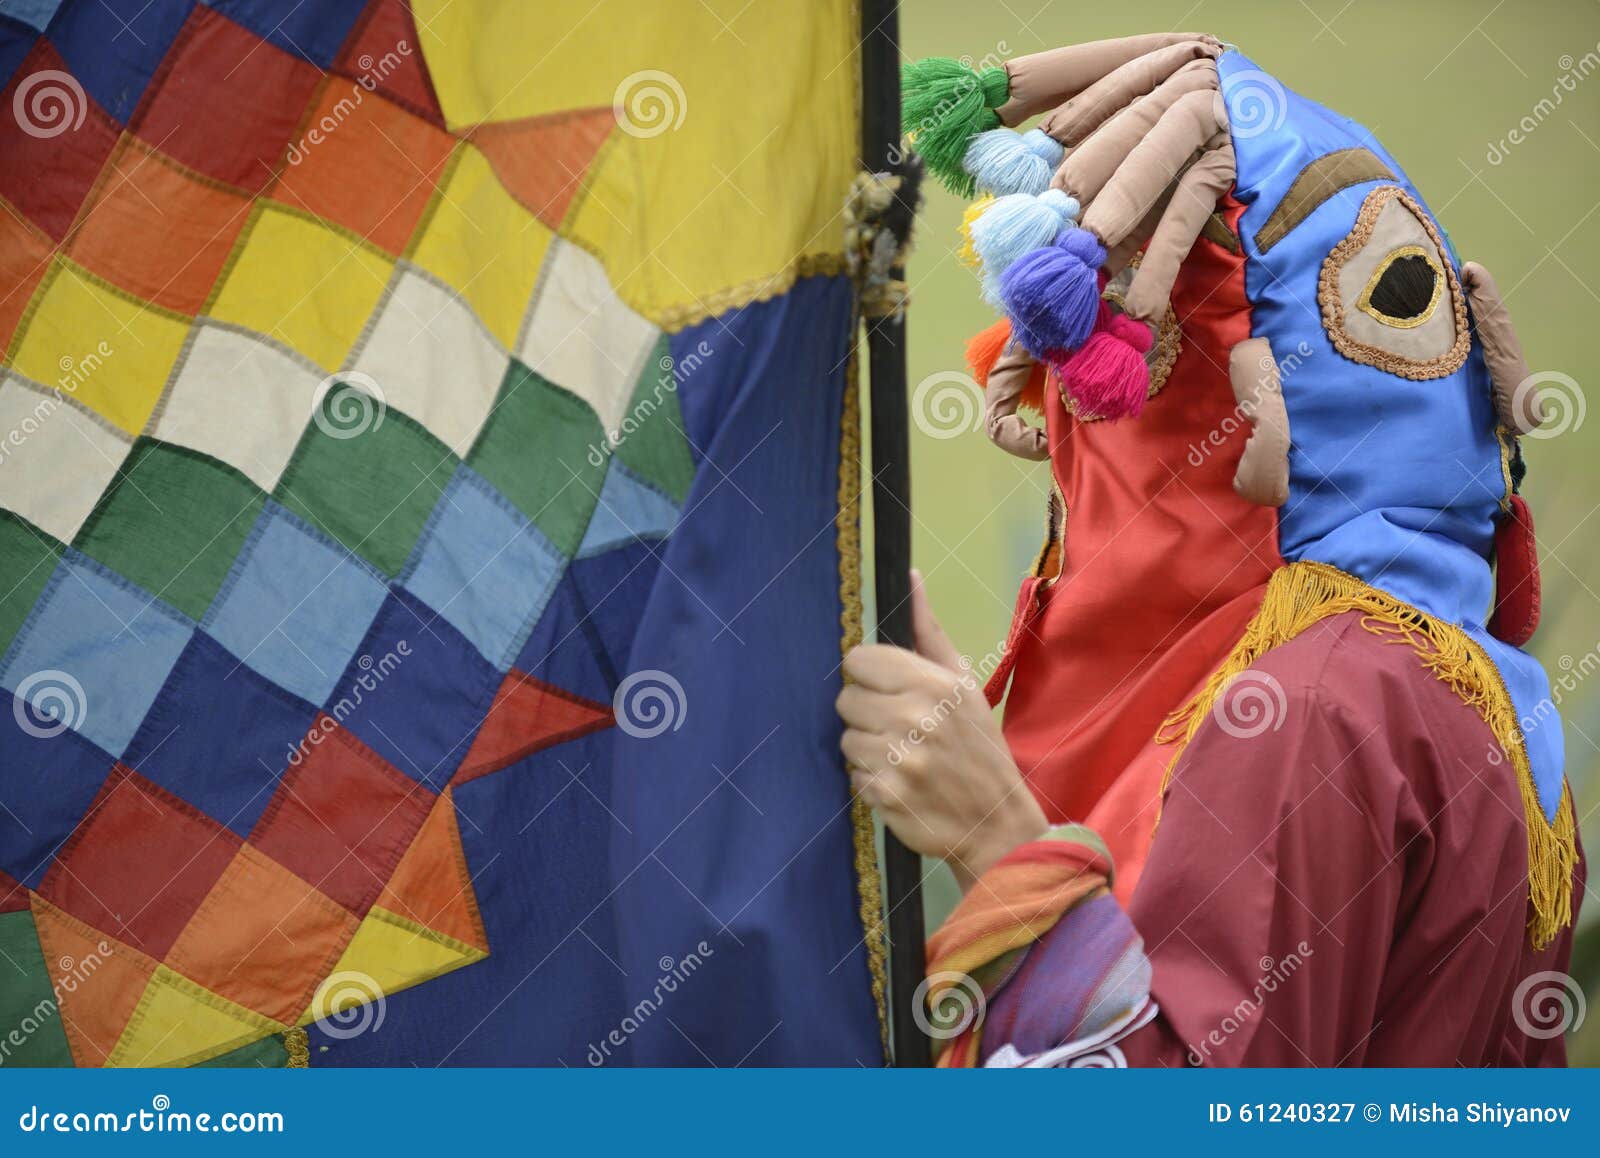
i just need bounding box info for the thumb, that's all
[910,569,963,672]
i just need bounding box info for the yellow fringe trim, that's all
[838,338,890,1059]
[1156,561,1576,950]
[956,197,994,273]
[283,1027,309,1068]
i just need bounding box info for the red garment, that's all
[1110,611,1583,1066]
[998,198,1281,898]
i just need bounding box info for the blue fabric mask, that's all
[1219,49,1563,818]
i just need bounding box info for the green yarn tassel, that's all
[901,57,1009,197]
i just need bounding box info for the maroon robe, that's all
[1061,610,1585,1066]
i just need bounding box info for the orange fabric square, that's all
[375,790,487,953]
[68,138,252,316]
[0,209,52,353]
[31,898,158,1067]
[165,843,358,1025]
[270,84,455,255]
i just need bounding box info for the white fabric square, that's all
[152,321,318,493]
[517,240,660,435]
[0,375,131,543]
[350,267,509,455]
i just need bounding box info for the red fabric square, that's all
[332,0,444,125]
[0,867,26,913]
[130,5,321,193]
[39,765,240,958]
[249,720,433,915]
[0,40,120,240]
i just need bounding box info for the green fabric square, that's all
[614,336,696,506]
[468,362,607,556]
[0,513,62,658]
[0,911,74,1067]
[73,440,265,622]
[275,385,458,578]
[200,1032,292,1068]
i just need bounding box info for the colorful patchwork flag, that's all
[0,0,883,1066]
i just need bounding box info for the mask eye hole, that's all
[1317,185,1469,380]
[1358,246,1443,328]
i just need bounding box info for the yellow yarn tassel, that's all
[957,196,994,272]
[1156,561,1576,950]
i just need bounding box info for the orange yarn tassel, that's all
[965,318,1048,414]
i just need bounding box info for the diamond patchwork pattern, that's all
[0,0,688,1067]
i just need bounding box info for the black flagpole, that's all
[859,0,931,1069]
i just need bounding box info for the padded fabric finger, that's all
[996,32,1217,124]
[1228,338,1291,507]
[1461,261,1544,434]
[985,342,1050,460]
[1041,43,1219,146]
[1051,61,1218,202]
[1104,189,1173,278]
[1122,142,1236,323]
[1081,87,1227,248]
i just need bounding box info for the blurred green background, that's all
[875,0,1600,1060]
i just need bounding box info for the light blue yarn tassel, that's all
[963,128,1066,196]
[971,188,1080,307]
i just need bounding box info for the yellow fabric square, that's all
[299,906,484,1027]
[107,966,282,1068]
[409,145,552,349]
[9,261,189,436]
[209,205,395,372]
[413,0,856,329]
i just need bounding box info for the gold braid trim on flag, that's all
[283,1027,309,1068]
[1155,560,1576,950]
[654,254,850,334]
[838,340,890,1060]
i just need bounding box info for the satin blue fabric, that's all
[1219,50,1563,818]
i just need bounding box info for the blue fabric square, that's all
[201,0,365,67]
[0,707,112,886]
[46,0,195,122]
[576,463,680,560]
[0,0,61,33]
[513,574,617,704]
[330,588,500,789]
[567,539,662,679]
[402,465,566,670]
[0,16,35,88]
[205,502,388,707]
[122,632,317,836]
[0,552,193,757]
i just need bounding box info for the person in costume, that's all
[838,34,1584,1066]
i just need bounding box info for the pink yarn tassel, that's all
[1051,306,1153,421]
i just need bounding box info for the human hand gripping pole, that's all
[840,573,1048,894]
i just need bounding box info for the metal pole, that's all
[859,0,931,1069]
